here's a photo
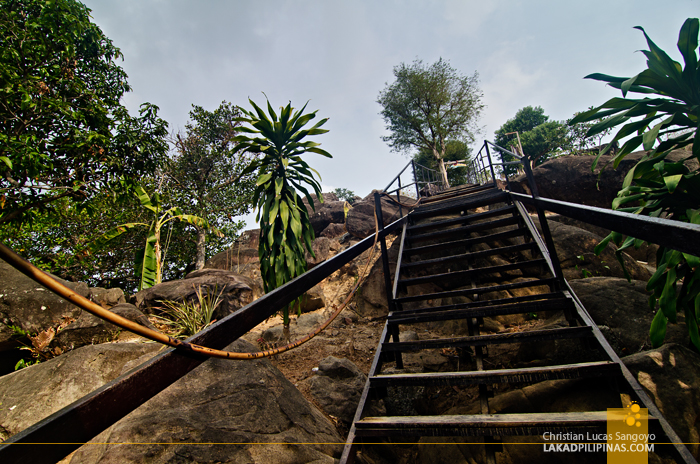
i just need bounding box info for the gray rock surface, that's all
[302,356,367,424]
[623,344,700,459]
[133,269,255,320]
[69,339,341,464]
[0,341,162,441]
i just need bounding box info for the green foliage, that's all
[414,140,473,186]
[169,102,256,268]
[573,18,700,350]
[232,98,331,326]
[333,188,357,204]
[0,0,168,225]
[378,58,484,187]
[91,185,221,291]
[154,286,223,338]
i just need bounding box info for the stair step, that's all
[407,205,516,233]
[411,190,509,219]
[395,278,557,304]
[382,326,593,352]
[420,183,497,204]
[370,361,621,388]
[354,411,649,437]
[389,297,572,325]
[404,227,528,257]
[397,292,566,316]
[408,216,520,244]
[401,242,537,271]
[398,259,547,287]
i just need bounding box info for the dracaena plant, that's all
[570,18,700,350]
[232,98,331,328]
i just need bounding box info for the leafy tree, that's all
[232,98,331,329]
[377,58,484,187]
[571,18,700,351]
[333,188,356,204]
[0,0,168,225]
[168,102,256,269]
[494,106,570,175]
[414,139,473,186]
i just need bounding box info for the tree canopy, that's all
[0,0,168,225]
[414,139,473,187]
[377,58,484,187]
[169,102,256,269]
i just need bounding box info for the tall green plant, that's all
[91,185,220,290]
[571,18,700,350]
[232,98,331,327]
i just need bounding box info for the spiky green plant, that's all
[155,286,223,338]
[571,18,700,350]
[233,98,331,327]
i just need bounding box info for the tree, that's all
[377,58,484,187]
[333,188,356,204]
[494,106,570,174]
[571,18,700,351]
[233,98,331,330]
[0,0,168,225]
[414,139,473,186]
[168,102,256,269]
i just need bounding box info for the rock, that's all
[69,339,341,463]
[543,220,652,281]
[300,192,348,236]
[302,356,367,424]
[510,148,698,208]
[356,237,401,318]
[87,287,126,309]
[346,190,414,239]
[0,341,162,441]
[305,236,341,268]
[298,284,326,313]
[0,258,89,347]
[52,303,156,349]
[320,222,347,238]
[570,277,688,356]
[132,269,254,320]
[623,344,700,459]
[261,312,327,344]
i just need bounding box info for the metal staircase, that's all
[340,181,695,464]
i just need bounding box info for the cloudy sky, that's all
[84,0,697,228]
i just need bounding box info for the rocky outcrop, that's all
[511,147,697,208]
[52,303,156,350]
[0,341,162,441]
[623,344,700,459]
[355,236,401,318]
[544,220,652,281]
[302,356,367,424]
[68,339,341,463]
[132,269,255,320]
[302,192,348,236]
[346,190,414,239]
[570,277,689,356]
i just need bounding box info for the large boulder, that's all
[51,303,156,350]
[569,277,688,356]
[0,341,162,442]
[356,237,402,318]
[132,269,255,320]
[68,339,341,463]
[511,147,697,208]
[302,192,348,236]
[346,190,414,239]
[0,258,89,346]
[544,220,652,281]
[302,356,367,424]
[623,344,700,459]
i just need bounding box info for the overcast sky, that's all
[83,0,697,228]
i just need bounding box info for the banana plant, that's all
[232,98,331,328]
[91,185,221,290]
[572,18,700,350]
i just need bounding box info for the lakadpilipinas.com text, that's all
[542,432,655,453]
